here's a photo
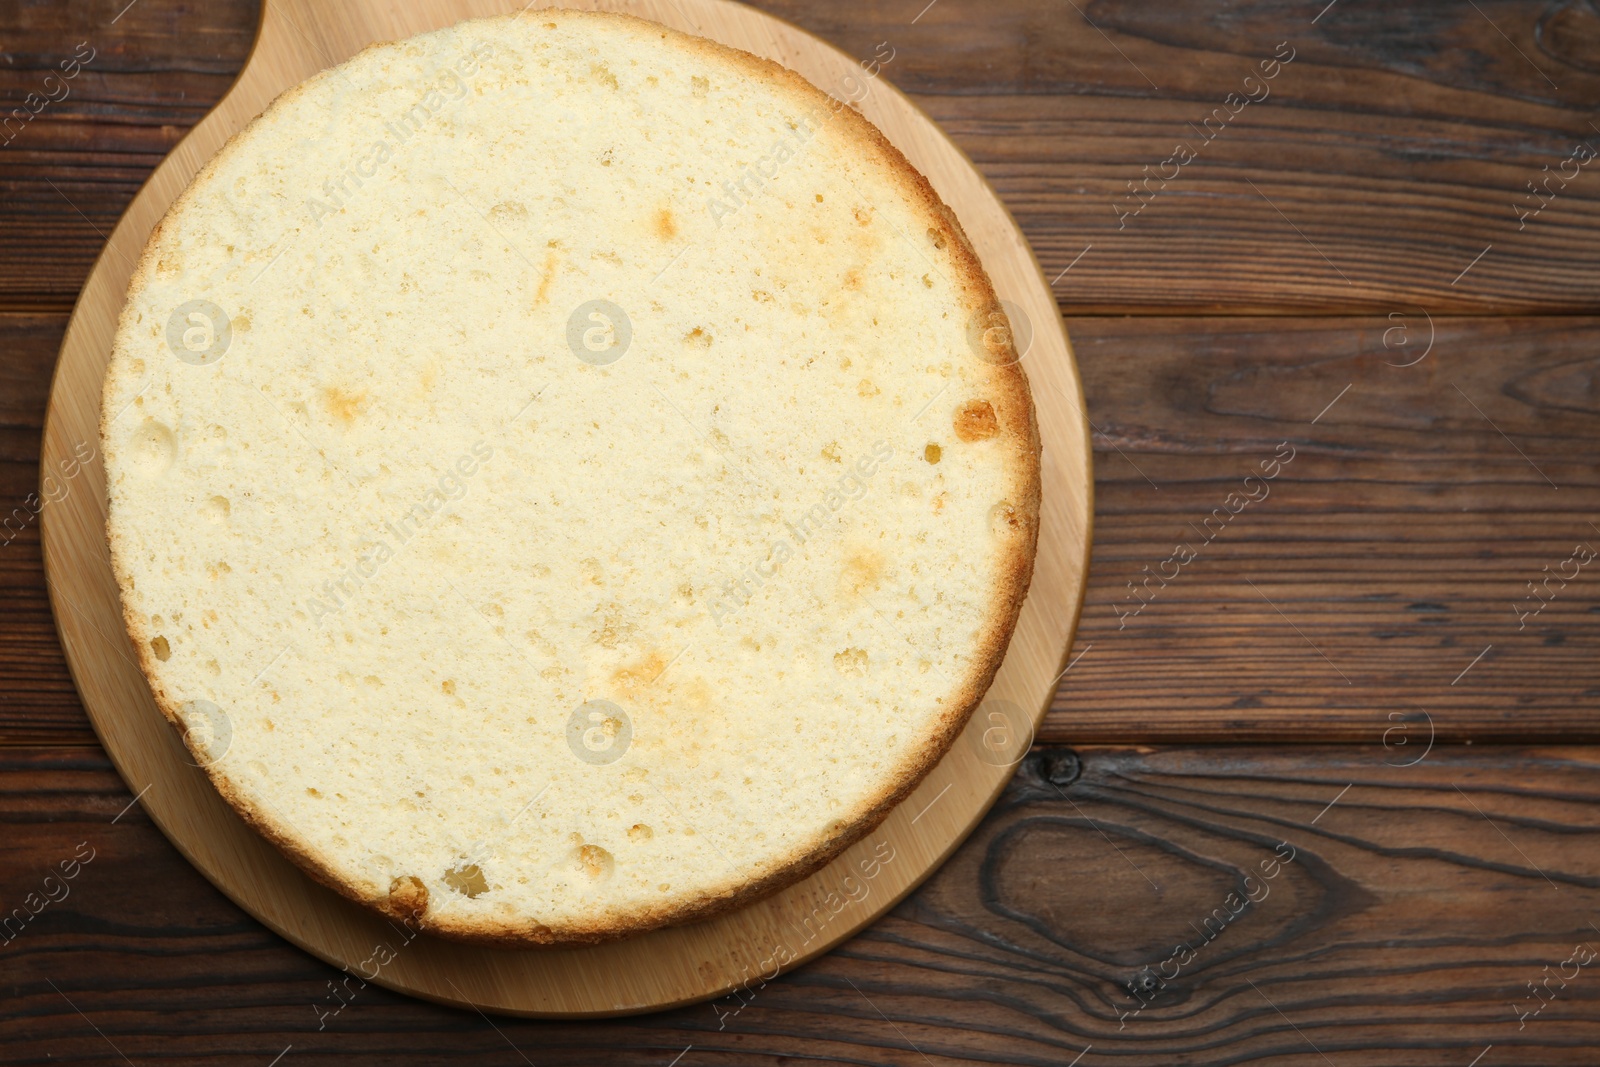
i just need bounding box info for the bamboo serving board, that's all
[39,0,1092,1017]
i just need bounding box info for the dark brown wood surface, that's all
[3,0,1599,1062]
[7,744,1600,1064]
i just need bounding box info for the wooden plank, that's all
[8,312,1598,747]
[0,314,92,746]
[3,743,1597,1063]
[6,0,1600,313]
[774,0,1600,313]
[1051,313,1600,743]
[0,0,255,312]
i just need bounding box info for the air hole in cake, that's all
[991,502,1023,536]
[833,647,868,676]
[128,418,176,476]
[444,863,489,898]
[150,635,171,661]
[201,495,230,523]
[577,844,614,879]
[388,875,429,922]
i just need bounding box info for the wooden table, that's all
[3,1,1597,1062]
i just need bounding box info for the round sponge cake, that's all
[102,10,1040,945]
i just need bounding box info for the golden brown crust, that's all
[104,7,1042,948]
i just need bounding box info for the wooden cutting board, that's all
[38,0,1091,1017]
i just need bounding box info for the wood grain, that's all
[0,0,257,313]
[4,0,1600,1055]
[6,743,1599,1064]
[9,1,1600,314]
[1054,313,1600,743]
[773,0,1600,313]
